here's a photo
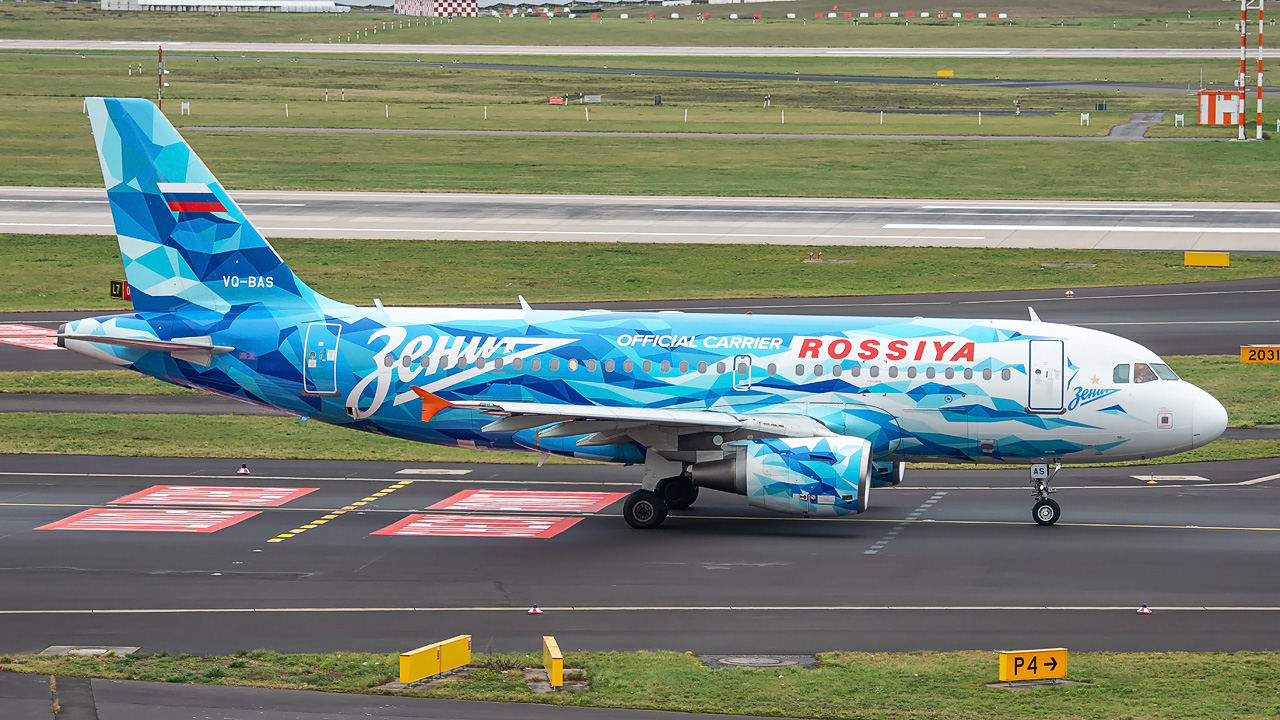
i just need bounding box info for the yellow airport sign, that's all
[543,635,564,689]
[1242,345,1280,363]
[998,648,1067,682]
[1184,251,1230,267]
[399,634,471,684]
[937,70,955,77]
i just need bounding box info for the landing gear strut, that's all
[1030,462,1061,526]
[657,476,699,510]
[623,489,668,529]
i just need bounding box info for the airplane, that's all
[60,97,1229,530]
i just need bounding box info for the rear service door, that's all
[1028,339,1064,413]
[303,322,341,396]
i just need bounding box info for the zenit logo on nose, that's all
[797,337,977,362]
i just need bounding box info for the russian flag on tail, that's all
[157,182,226,214]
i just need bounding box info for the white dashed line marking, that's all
[865,492,947,555]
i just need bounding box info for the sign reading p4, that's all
[998,648,1067,682]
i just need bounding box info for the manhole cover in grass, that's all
[700,654,816,668]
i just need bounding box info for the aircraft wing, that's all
[409,386,834,446]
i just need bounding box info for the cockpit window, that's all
[1133,363,1158,384]
[1151,363,1180,381]
[1113,364,1130,384]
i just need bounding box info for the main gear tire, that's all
[623,489,668,529]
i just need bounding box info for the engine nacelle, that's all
[692,436,872,517]
[871,460,905,488]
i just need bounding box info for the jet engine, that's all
[692,436,872,516]
[870,460,905,488]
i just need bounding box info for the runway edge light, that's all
[997,648,1067,682]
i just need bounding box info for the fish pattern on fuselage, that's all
[71,305,1183,465]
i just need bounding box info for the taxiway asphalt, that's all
[6,188,1280,251]
[0,454,1277,656]
[2,277,1275,373]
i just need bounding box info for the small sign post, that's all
[999,648,1067,682]
[1241,345,1280,363]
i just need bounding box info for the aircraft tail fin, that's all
[86,97,341,315]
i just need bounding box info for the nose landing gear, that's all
[1030,461,1061,526]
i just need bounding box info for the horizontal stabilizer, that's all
[57,333,232,368]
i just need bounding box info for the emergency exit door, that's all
[303,322,341,396]
[1027,339,1064,413]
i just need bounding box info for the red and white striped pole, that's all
[157,45,163,110]
[1258,0,1265,140]
[1241,0,1248,140]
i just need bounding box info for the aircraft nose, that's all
[1191,389,1228,449]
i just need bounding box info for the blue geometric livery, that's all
[60,97,1229,529]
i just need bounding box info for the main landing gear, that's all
[623,476,698,529]
[1030,461,1062,526]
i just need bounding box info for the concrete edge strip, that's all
[1,606,1279,615]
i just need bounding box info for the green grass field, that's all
[7,649,1280,719]
[0,3,1248,48]
[7,234,1280,312]
[2,51,1265,196]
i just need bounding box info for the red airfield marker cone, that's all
[1137,604,1153,615]
[528,604,544,615]
[238,463,250,475]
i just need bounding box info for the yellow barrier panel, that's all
[543,635,563,689]
[937,70,954,77]
[399,634,471,684]
[1242,345,1280,363]
[998,648,1067,682]
[1184,251,1230,267]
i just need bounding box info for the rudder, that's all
[86,97,338,315]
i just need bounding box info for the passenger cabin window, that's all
[1133,363,1158,384]
[642,360,652,373]
[698,361,708,373]
[512,358,523,370]
[679,361,688,373]
[716,362,726,374]
[767,363,777,375]
[568,358,578,371]
[605,359,615,372]
[624,360,633,372]
[1151,363,1180,381]
[1113,364,1130,383]
[1001,368,1011,381]
[587,359,597,372]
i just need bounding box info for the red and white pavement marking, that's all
[110,485,318,507]
[0,324,60,351]
[37,508,260,533]
[427,489,627,514]
[373,513,582,539]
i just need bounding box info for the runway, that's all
[6,187,1280,251]
[0,454,1277,656]
[0,39,1257,59]
[3,276,1276,374]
